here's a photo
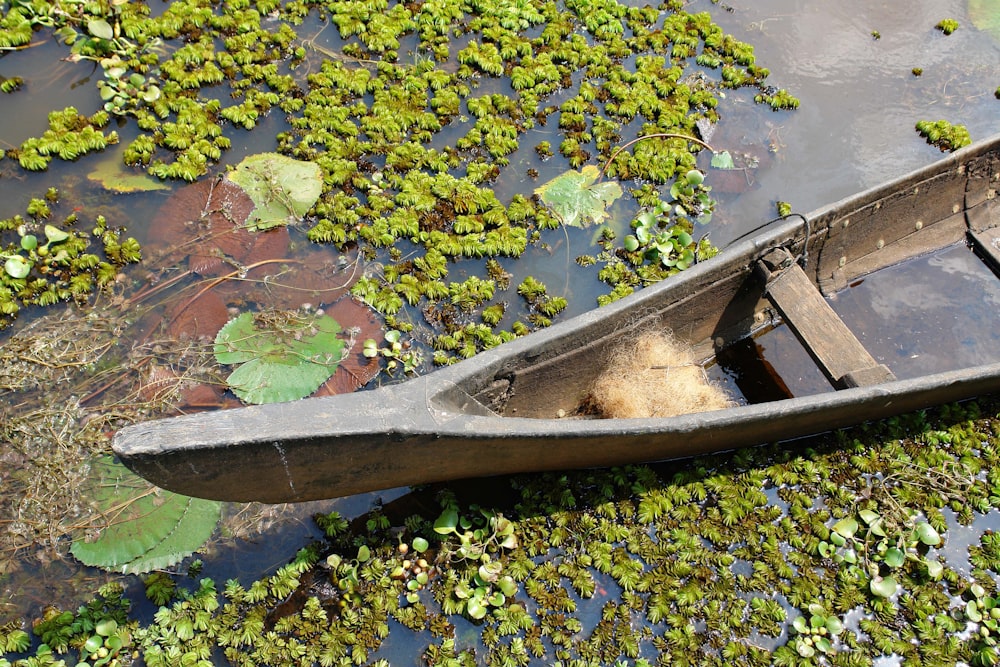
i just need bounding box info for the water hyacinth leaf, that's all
[466,596,488,620]
[792,616,809,634]
[228,153,323,231]
[832,517,859,538]
[434,508,459,535]
[968,599,983,622]
[883,547,905,568]
[412,536,429,552]
[4,256,30,279]
[534,165,623,228]
[70,457,221,574]
[870,575,898,598]
[87,18,114,40]
[214,311,345,404]
[915,521,941,546]
[825,616,844,635]
[44,225,70,244]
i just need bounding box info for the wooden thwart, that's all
[756,249,895,389]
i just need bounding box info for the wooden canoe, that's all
[113,134,1000,503]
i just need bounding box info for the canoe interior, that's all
[468,139,1000,419]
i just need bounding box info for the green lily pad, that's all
[214,310,346,404]
[227,153,323,231]
[88,152,170,193]
[970,0,1000,42]
[534,165,623,228]
[70,457,222,575]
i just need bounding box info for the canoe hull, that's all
[114,133,1000,502]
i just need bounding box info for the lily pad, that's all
[534,165,623,228]
[214,310,346,404]
[88,152,170,193]
[228,153,323,231]
[70,457,222,575]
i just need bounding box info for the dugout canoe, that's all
[113,134,1000,503]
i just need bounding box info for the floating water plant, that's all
[70,457,222,575]
[534,165,624,228]
[790,603,844,658]
[0,192,140,326]
[214,310,348,404]
[227,153,324,231]
[363,329,423,376]
[936,18,960,35]
[916,119,972,151]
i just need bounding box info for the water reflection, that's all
[706,0,1000,245]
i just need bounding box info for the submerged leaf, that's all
[710,150,736,170]
[88,152,170,193]
[70,457,221,574]
[535,165,623,227]
[969,0,1000,42]
[228,153,323,231]
[214,310,345,404]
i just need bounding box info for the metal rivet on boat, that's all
[839,256,847,267]
[915,220,923,231]
[876,239,885,249]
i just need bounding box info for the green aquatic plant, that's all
[13,106,118,171]
[534,165,624,228]
[97,58,161,116]
[916,119,972,151]
[70,457,222,575]
[0,195,140,327]
[433,505,520,620]
[214,310,348,404]
[226,153,324,231]
[936,18,960,35]
[964,583,1000,666]
[789,603,844,658]
[363,329,424,375]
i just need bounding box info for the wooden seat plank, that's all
[757,249,895,389]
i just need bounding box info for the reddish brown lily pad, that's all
[146,178,258,277]
[315,298,384,396]
[164,288,230,342]
[212,244,362,311]
[138,364,227,410]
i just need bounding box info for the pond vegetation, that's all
[3,398,1000,665]
[1,0,997,663]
